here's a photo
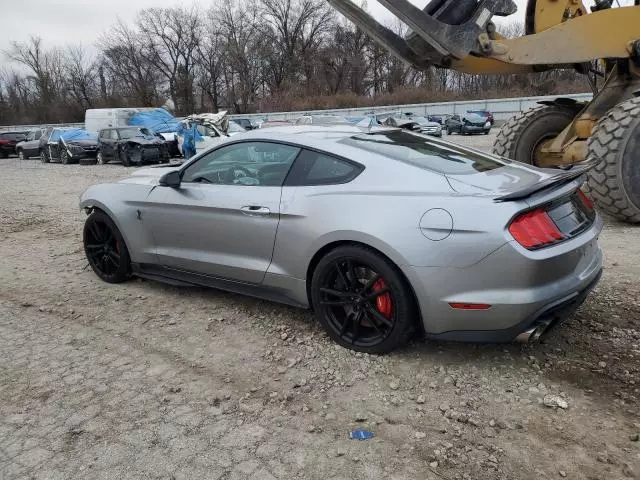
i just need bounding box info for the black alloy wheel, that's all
[311,246,415,354]
[83,211,131,283]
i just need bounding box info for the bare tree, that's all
[99,20,161,106]
[136,7,202,114]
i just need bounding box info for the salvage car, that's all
[40,127,99,164]
[80,125,603,354]
[97,127,170,166]
[445,113,492,135]
[16,129,45,159]
[384,116,443,137]
[0,131,29,158]
[232,118,258,130]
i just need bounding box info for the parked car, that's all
[384,116,443,137]
[427,115,445,125]
[232,118,258,130]
[40,127,99,164]
[80,125,602,354]
[445,113,492,135]
[467,109,494,125]
[294,115,351,126]
[15,129,45,159]
[0,131,29,158]
[97,127,170,166]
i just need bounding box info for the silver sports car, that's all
[80,125,603,353]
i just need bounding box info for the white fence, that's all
[228,93,593,123]
[0,93,593,131]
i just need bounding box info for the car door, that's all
[447,115,461,132]
[195,125,226,153]
[144,141,301,283]
[26,130,43,156]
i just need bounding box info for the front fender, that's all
[79,183,157,264]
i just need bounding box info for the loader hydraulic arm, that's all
[327,0,640,74]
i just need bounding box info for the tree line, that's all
[0,0,589,125]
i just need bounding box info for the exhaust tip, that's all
[517,319,555,344]
[515,327,537,343]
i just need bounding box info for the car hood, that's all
[67,139,99,147]
[420,122,441,128]
[118,165,180,186]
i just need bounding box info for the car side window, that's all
[181,142,301,187]
[110,130,119,140]
[285,149,363,186]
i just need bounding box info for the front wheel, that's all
[60,149,70,165]
[587,97,640,223]
[40,149,50,163]
[96,151,106,165]
[18,149,28,160]
[310,245,416,354]
[83,211,131,283]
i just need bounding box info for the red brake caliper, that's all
[372,279,393,319]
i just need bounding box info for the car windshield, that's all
[119,127,151,139]
[410,116,431,125]
[341,130,506,175]
[228,122,246,133]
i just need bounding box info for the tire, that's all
[446,128,451,136]
[40,149,50,163]
[60,149,70,165]
[18,149,28,160]
[96,151,105,165]
[310,245,416,354]
[586,97,640,223]
[493,106,575,165]
[83,211,131,283]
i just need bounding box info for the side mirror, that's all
[159,170,181,188]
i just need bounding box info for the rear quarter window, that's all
[340,131,506,175]
[285,149,363,186]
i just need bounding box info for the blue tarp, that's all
[57,129,98,142]
[128,108,181,134]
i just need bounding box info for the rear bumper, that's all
[404,217,603,342]
[462,125,490,134]
[425,268,601,343]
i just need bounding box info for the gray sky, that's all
[0,0,621,61]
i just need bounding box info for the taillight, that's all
[577,189,594,211]
[509,208,565,249]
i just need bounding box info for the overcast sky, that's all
[0,0,623,62]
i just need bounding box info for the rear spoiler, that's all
[493,161,597,202]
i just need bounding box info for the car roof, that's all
[228,125,418,161]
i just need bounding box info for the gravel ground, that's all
[1,133,639,480]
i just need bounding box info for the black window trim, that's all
[283,148,364,187]
[178,138,365,188]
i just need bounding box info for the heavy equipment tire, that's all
[586,97,640,223]
[493,106,574,165]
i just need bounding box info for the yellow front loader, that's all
[327,0,640,222]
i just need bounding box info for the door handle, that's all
[240,205,271,216]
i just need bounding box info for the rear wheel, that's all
[83,211,131,283]
[493,106,574,165]
[310,245,416,354]
[587,97,640,223]
[40,149,50,163]
[18,149,28,160]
